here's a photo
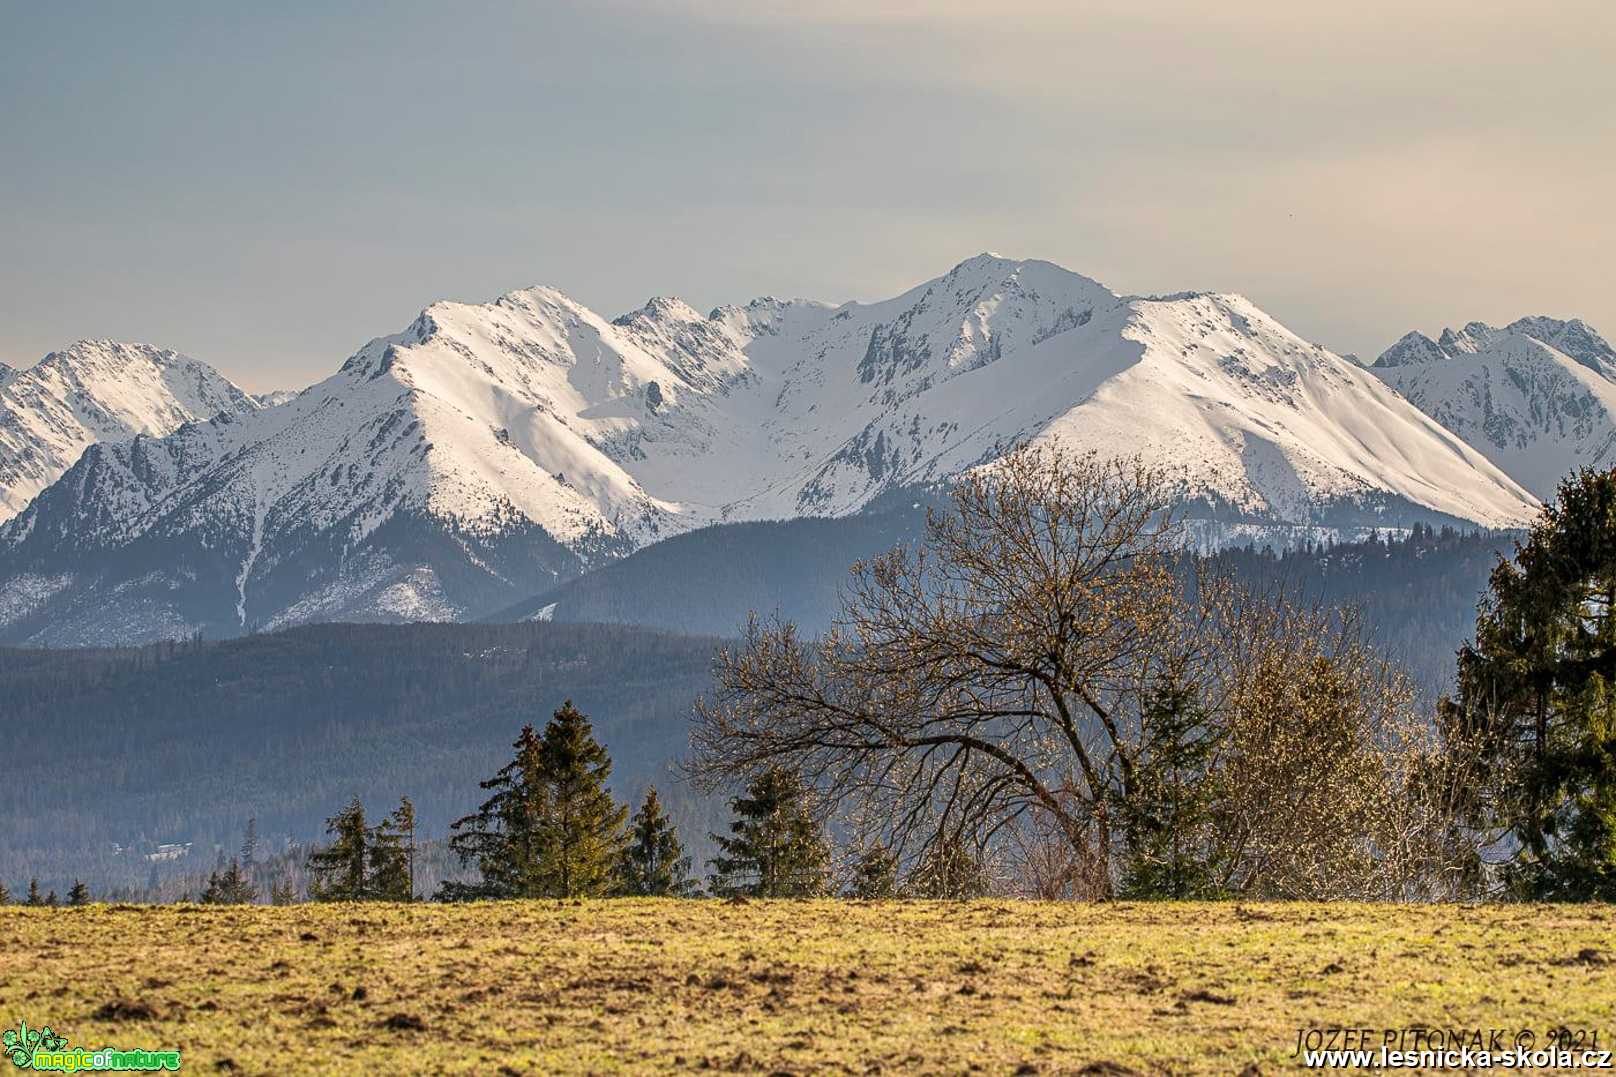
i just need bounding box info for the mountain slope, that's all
[0,340,257,522]
[1372,317,1616,499]
[487,507,934,638]
[0,256,1539,645]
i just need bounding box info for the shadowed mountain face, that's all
[487,506,936,639]
[0,256,1537,645]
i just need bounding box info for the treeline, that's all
[0,622,724,895]
[1205,523,1513,699]
[0,487,1532,900]
[86,703,839,904]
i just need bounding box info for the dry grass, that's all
[1,901,1613,1074]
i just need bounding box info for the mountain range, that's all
[1,254,1603,645]
[1372,316,1616,499]
[0,340,261,523]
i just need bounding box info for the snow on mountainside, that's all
[0,256,1539,645]
[253,388,302,408]
[1372,317,1616,499]
[0,340,258,523]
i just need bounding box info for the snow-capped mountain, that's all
[1372,317,1616,499]
[0,256,1539,644]
[0,340,258,523]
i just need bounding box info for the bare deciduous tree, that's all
[690,445,1209,896]
[1212,597,1482,900]
[689,443,1484,899]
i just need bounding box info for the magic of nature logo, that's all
[2,1021,180,1072]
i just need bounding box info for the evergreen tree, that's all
[66,880,90,906]
[24,879,41,906]
[241,817,259,867]
[308,797,370,901]
[443,724,551,900]
[367,799,414,901]
[1117,675,1226,899]
[445,702,627,899]
[1451,467,1616,899]
[202,859,256,904]
[0,880,9,905]
[905,837,991,899]
[536,701,628,897]
[847,845,898,899]
[708,768,829,897]
[44,891,58,907]
[619,786,696,896]
[395,796,416,899]
[269,875,297,906]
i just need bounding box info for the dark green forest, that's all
[0,525,1515,895]
[1205,524,1514,699]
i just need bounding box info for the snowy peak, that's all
[1055,291,1536,528]
[0,259,1551,644]
[1372,315,1616,498]
[0,340,257,522]
[1375,316,1616,380]
[253,389,301,408]
[1505,316,1616,375]
[1375,331,1450,368]
[849,255,1118,390]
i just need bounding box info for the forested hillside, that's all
[0,622,723,895]
[499,515,1512,699]
[1207,525,1514,698]
[488,506,931,636]
[0,526,1515,894]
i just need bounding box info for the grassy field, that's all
[1,901,1612,1074]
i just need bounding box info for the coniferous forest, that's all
[0,523,1515,897]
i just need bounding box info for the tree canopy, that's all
[1451,466,1616,899]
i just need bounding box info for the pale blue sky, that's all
[4,1,1613,390]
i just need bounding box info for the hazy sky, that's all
[4,1,1613,391]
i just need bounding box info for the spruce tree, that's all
[848,845,898,899]
[241,817,259,868]
[308,797,370,901]
[44,891,58,907]
[444,725,551,900]
[395,796,417,899]
[367,799,414,901]
[202,859,256,904]
[67,881,90,906]
[25,879,41,906]
[539,702,628,897]
[445,703,627,899]
[0,880,9,905]
[708,768,829,897]
[619,786,696,896]
[1451,467,1616,898]
[1117,676,1225,899]
[906,837,991,898]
